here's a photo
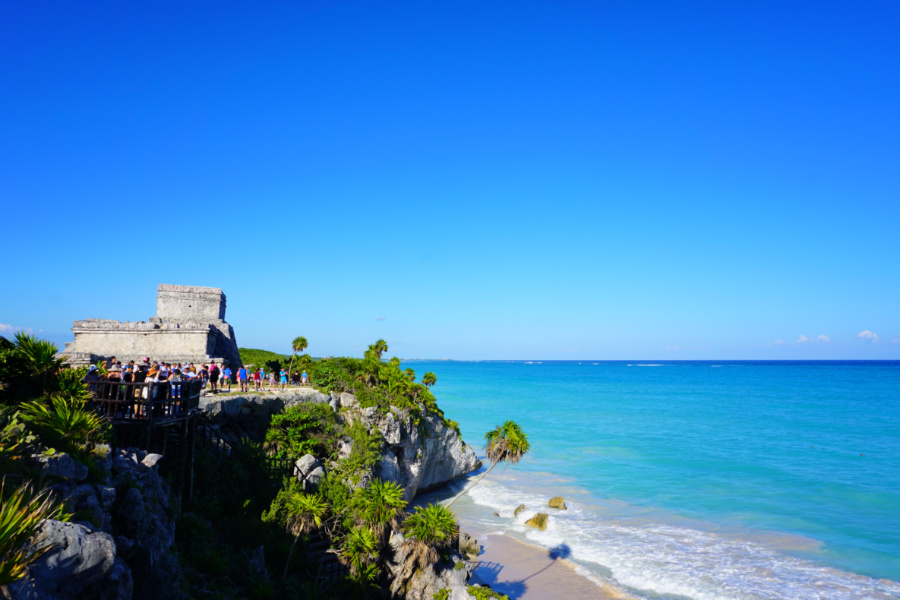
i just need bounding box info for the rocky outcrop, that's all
[514,504,527,517]
[525,513,549,531]
[548,496,567,510]
[199,388,331,443]
[10,447,182,600]
[7,520,131,600]
[389,532,473,600]
[294,453,325,490]
[201,391,481,500]
[343,399,482,500]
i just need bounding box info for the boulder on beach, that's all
[514,504,527,517]
[525,513,549,531]
[548,496,567,510]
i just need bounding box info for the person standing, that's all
[237,365,247,392]
[209,363,220,393]
[222,365,232,392]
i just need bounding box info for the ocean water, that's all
[404,360,900,600]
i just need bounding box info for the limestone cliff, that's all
[200,389,481,498]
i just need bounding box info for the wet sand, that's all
[470,534,636,600]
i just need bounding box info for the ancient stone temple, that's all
[60,284,241,367]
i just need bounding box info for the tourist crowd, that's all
[82,356,310,395]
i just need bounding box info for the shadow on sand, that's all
[472,543,573,600]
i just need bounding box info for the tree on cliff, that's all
[421,372,437,388]
[390,503,457,596]
[288,336,308,380]
[282,491,327,578]
[444,420,530,508]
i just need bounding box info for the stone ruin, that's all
[60,284,241,368]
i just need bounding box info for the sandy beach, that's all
[470,534,637,600]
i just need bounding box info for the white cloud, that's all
[0,323,33,335]
[815,334,830,342]
[892,336,900,344]
[796,335,809,343]
[375,316,386,322]
[857,330,878,341]
[767,340,784,346]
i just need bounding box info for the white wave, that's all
[627,364,665,367]
[463,480,900,600]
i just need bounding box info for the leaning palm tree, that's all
[367,340,388,361]
[421,372,437,388]
[288,336,308,382]
[390,503,457,597]
[444,420,529,508]
[282,491,327,578]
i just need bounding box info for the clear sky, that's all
[1,1,898,360]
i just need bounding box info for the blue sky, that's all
[1,1,898,360]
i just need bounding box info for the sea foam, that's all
[461,480,900,600]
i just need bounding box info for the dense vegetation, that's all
[1,333,524,599]
[0,333,110,593]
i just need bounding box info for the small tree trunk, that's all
[444,461,498,509]
[283,533,300,579]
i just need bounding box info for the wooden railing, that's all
[87,379,202,424]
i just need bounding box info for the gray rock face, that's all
[340,392,359,408]
[141,453,163,468]
[32,452,89,481]
[8,520,130,600]
[458,532,480,559]
[306,466,325,489]
[294,454,321,478]
[369,406,481,500]
[389,532,472,600]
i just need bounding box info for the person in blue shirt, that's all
[222,367,232,392]
[238,366,248,392]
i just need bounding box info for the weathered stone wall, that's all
[156,284,226,322]
[61,285,241,367]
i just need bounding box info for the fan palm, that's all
[282,491,327,578]
[444,420,529,508]
[20,394,107,448]
[288,336,308,382]
[351,479,407,543]
[0,477,68,590]
[421,372,437,388]
[340,525,380,586]
[390,503,457,596]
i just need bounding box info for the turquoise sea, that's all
[405,360,900,600]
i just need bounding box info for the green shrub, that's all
[265,403,337,462]
[467,586,510,600]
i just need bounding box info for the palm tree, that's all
[288,336,308,382]
[390,503,457,596]
[403,368,416,383]
[340,526,380,588]
[421,372,437,388]
[282,491,327,578]
[444,420,529,508]
[351,479,407,544]
[368,340,388,361]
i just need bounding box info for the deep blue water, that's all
[406,360,900,600]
